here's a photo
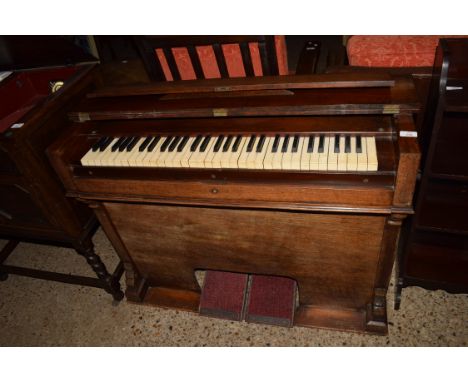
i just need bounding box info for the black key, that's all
[126,136,139,152]
[118,136,133,152]
[111,136,125,152]
[190,135,203,152]
[139,136,153,152]
[307,135,314,153]
[200,135,211,152]
[272,134,280,153]
[356,136,362,153]
[246,134,256,152]
[318,135,325,153]
[256,135,266,153]
[292,135,300,153]
[168,136,182,152]
[177,136,190,152]
[345,136,351,153]
[334,134,340,154]
[281,134,290,153]
[147,136,161,152]
[232,135,242,152]
[222,135,234,152]
[100,136,114,151]
[92,136,107,152]
[213,135,225,152]
[160,136,174,152]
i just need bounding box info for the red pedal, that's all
[199,270,248,321]
[245,275,297,327]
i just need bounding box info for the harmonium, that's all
[48,73,421,333]
[0,36,123,300]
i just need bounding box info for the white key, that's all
[131,137,155,167]
[216,136,235,169]
[318,136,329,171]
[81,138,110,166]
[211,136,229,169]
[327,135,338,171]
[366,136,378,171]
[238,135,255,169]
[245,135,262,169]
[179,137,196,167]
[271,136,285,170]
[144,137,165,167]
[309,136,320,171]
[203,136,219,168]
[81,147,99,166]
[347,136,358,171]
[253,136,271,170]
[164,137,186,167]
[337,135,347,171]
[290,136,304,171]
[116,137,139,167]
[300,136,311,171]
[96,138,119,166]
[190,137,215,168]
[126,138,146,166]
[226,136,247,169]
[356,136,368,171]
[200,137,216,168]
[263,135,279,170]
[105,138,129,167]
[156,136,177,167]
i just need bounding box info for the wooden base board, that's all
[140,286,200,312]
[128,285,388,334]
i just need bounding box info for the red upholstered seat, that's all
[156,36,289,81]
[347,36,443,67]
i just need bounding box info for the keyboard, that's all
[80,133,378,171]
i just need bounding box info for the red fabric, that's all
[199,270,248,321]
[245,275,296,327]
[155,36,288,81]
[347,35,443,67]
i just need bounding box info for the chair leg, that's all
[74,238,124,302]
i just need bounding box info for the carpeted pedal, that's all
[199,270,248,321]
[245,275,297,328]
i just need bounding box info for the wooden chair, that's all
[134,35,320,81]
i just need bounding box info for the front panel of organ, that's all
[48,73,420,333]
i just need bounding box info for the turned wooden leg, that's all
[394,277,403,310]
[74,238,124,301]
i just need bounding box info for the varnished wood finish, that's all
[48,73,421,333]
[70,75,417,123]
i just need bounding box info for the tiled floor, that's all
[0,229,466,346]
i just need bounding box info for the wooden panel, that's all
[432,112,468,177]
[104,202,386,309]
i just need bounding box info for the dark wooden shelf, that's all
[396,38,468,307]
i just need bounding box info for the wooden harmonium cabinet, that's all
[0,36,123,300]
[48,73,421,333]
